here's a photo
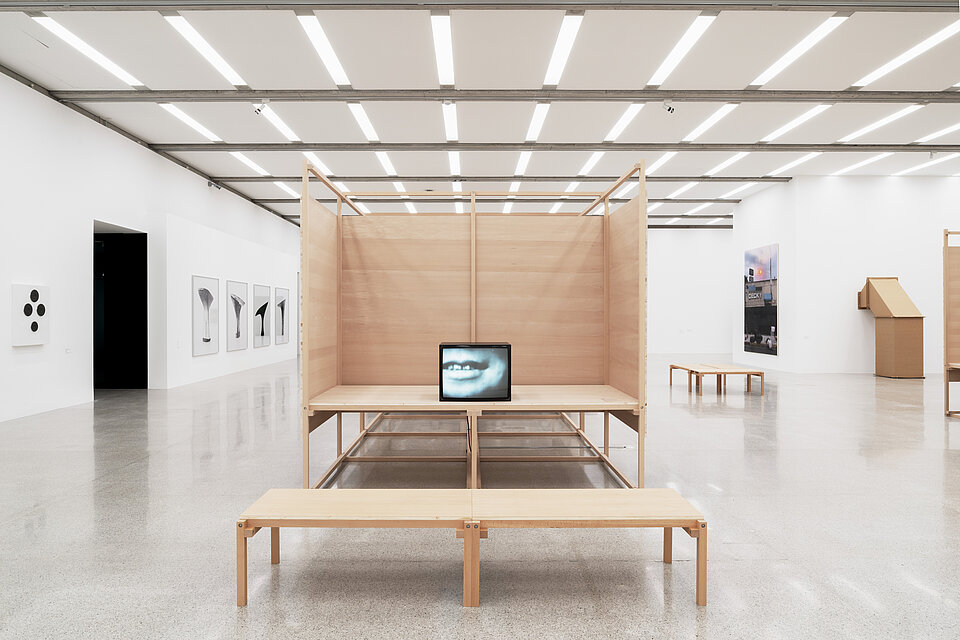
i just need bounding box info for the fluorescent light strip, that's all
[334,182,350,192]
[648,14,716,86]
[431,14,455,85]
[159,104,221,141]
[720,182,757,199]
[831,152,894,176]
[515,151,532,176]
[667,182,697,199]
[503,202,513,214]
[852,19,960,88]
[405,202,418,214]
[750,16,848,86]
[667,217,682,224]
[377,152,397,176]
[164,15,245,86]
[442,102,458,141]
[579,152,604,176]
[455,202,464,213]
[526,103,551,142]
[302,152,332,175]
[543,14,584,85]
[705,152,749,176]
[452,182,462,193]
[838,105,923,142]
[348,103,379,141]
[549,202,563,213]
[33,16,144,87]
[274,181,299,198]
[258,105,300,142]
[230,152,268,175]
[604,104,643,142]
[685,203,713,215]
[509,181,521,193]
[683,104,738,142]
[893,152,960,176]
[356,202,370,214]
[761,105,832,142]
[297,14,350,86]
[916,121,960,143]
[647,151,677,175]
[767,152,821,176]
[613,183,634,199]
[393,181,406,194]
[562,182,579,198]
[648,203,663,212]
[448,151,461,175]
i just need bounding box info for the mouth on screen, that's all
[442,360,488,380]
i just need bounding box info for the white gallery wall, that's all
[648,228,732,354]
[732,175,960,374]
[0,73,300,422]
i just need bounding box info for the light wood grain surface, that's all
[242,488,472,522]
[471,488,702,524]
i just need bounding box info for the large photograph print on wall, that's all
[253,284,271,348]
[226,280,248,351]
[192,275,219,356]
[12,284,50,347]
[275,287,289,345]
[744,244,778,355]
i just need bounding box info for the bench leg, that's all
[760,373,765,395]
[716,374,721,396]
[663,527,672,563]
[271,527,280,565]
[237,523,247,606]
[697,374,703,396]
[746,374,752,392]
[696,521,707,606]
[463,521,480,607]
[687,371,692,392]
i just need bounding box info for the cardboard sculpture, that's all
[857,277,924,379]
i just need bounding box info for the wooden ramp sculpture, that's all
[945,230,960,415]
[857,277,924,379]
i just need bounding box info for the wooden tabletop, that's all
[671,363,763,375]
[241,488,472,523]
[308,384,640,412]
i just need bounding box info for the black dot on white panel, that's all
[37,304,45,317]
[24,304,33,317]
[30,322,38,332]
[30,289,39,303]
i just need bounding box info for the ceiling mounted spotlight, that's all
[663,101,676,114]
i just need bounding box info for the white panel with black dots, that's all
[12,284,49,346]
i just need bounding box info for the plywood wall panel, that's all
[301,198,339,404]
[477,216,604,384]
[946,246,960,364]
[608,198,644,401]
[341,216,471,384]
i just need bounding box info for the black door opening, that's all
[94,230,147,389]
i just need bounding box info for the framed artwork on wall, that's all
[744,244,778,356]
[275,287,289,345]
[12,284,50,347]
[253,284,271,348]
[192,275,219,356]
[226,280,248,352]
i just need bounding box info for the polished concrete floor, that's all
[1,356,959,638]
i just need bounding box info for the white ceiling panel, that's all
[696,103,831,144]
[236,151,310,176]
[663,11,832,90]
[176,102,288,142]
[182,11,338,90]
[232,182,295,199]
[453,10,562,90]
[317,10,437,89]
[169,151,251,176]
[525,151,595,178]
[0,13,132,90]
[616,102,725,143]
[277,103,372,144]
[775,103,919,144]
[459,151,525,176]
[304,151,387,175]
[363,102,445,143]
[560,11,697,90]
[764,12,959,91]
[457,102,539,142]
[51,11,232,90]
[83,103,212,144]
[845,104,960,144]
[538,102,634,143]
[386,151,451,176]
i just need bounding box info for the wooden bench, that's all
[670,363,765,396]
[237,488,707,608]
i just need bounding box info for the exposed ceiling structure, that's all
[1,0,958,227]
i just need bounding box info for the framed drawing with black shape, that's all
[744,244,778,356]
[275,287,289,345]
[253,284,271,348]
[192,275,219,356]
[12,284,49,347]
[226,280,248,352]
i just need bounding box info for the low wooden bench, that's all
[670,363,765,396]
[237,488,707,607]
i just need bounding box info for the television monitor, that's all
[439,342,511,401]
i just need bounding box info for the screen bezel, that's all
[438,342,512,401]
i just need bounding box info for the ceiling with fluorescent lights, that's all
[0,1,959,226]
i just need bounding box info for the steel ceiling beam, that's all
[253,197,741,204]
[54,88,960,104]
[217,174,791,183]
[0,1,951,11]
[155,141,960,152]
[0,63,294,226]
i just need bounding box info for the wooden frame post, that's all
[462,520,481,607]
[237,521,248,606]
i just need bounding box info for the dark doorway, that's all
[94,229,147,389]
